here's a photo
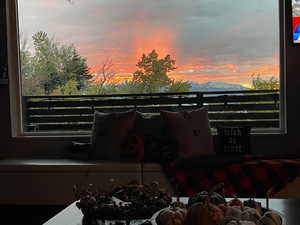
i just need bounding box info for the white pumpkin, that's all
[226,220,256,225]
[258,211,282,225]
[224,206,243,220]
[220,204,261,223]
[241,206,261,223]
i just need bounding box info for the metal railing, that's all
[22,89,280,132]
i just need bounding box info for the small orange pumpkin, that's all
[184,201,224,225]
[228,196,243,207]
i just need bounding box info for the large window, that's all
[7,0,284,135]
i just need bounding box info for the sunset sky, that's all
[18,0,280,86]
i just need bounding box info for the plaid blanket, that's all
[162,156,300,197]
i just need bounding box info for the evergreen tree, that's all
[21,31,91,95]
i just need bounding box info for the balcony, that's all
[22,89,280,132]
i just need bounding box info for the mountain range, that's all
[189,81,249,92]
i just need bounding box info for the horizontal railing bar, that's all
[28,112,279,123]
[210,120,279,128]
[209,112,279,120]
[27,120,279,132]
[26,97,200,108]
[27,124,93,131]
[27,103,279,116]
[26,94,278,108]
[24,89,279,99]
[207,104,279,111]
[204,94,279,103]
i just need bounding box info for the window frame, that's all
[6,0,287,138]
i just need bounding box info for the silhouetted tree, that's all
[133,50,175,93]
[251,74,279,90]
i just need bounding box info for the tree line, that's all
[20,31,279,96]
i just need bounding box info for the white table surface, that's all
[43,198,287,225]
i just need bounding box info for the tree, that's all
[54,79,80,95]
[115,81,144,94]
[58,44,91,91]
[166,80,192,93]
[132,50,175,93]
[251,74,279,90]
[19,34,42,95]
[87,58,117,94]
[21,31,91,95]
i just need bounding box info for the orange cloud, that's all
[75,14,279,88]
[132,29,177,62]
[169,61,279,86]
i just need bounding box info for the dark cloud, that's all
[19,0,279,84]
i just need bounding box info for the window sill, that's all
[0,159,142,172]
[15,128,286,139]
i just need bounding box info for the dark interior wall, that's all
[0,0,298,158]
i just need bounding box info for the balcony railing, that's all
[22,89,280,132]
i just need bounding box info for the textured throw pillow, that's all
[122,134,144,162]
[216,127,251,155]
[90,110,136,160]
[132,112,175,163]
[160,107,214,157]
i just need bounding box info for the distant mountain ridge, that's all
[189,81,249,92]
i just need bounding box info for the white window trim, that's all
[6,0,287,138]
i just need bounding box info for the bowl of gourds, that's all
[149,183,284,225]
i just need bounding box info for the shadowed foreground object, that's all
[0,205,65,225]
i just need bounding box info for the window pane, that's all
[17,0,280,132]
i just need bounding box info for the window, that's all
[6,0,285,136]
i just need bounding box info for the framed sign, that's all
[216,127,251,154]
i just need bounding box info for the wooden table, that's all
[43,198,297,225]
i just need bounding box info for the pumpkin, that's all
[187,183,226,207]
[184,201,224,225]
[219,205,261,223]
[172,200,186,209]
[222,205,243,220]
[228,196,243,207]
[258,211,282,225]
[241,206,261,223]
[226,219,256,225]
[243,198,262,215]
[156,206,187,225]
[79,195,97,208]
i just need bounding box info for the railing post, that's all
[196,92,203,107]
[22,96,29,132]
[178,96,182,107]
[134,96,137,111]
[273,92,279,110]
[223,95,228,107]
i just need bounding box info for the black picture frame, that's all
[216,127,251,155]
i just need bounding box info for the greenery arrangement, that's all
[74,181,172,223]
